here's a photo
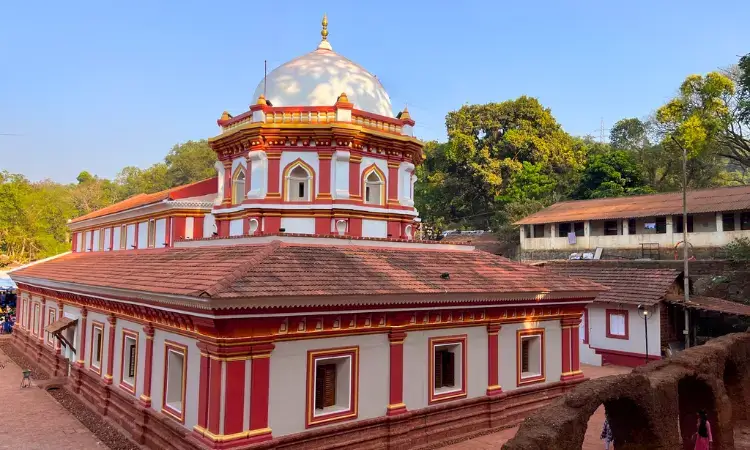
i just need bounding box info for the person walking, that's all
[693,409,712,450]
[601,416,613,450]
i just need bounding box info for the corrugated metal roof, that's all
[515,185,750,225]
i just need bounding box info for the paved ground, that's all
[444,364,632,450]
[0,347,104,449]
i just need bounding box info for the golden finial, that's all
[220,111,232,121]
[257,94,266,105]
[336,92,349,103]
[321,14,328,41]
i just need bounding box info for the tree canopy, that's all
[0,140,216,264]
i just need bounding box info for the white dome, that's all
[252,43,394,117]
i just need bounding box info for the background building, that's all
[516,185,750,260]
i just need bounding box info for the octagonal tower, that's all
[209,16,422,240]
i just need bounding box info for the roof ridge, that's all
[548,184,750,206]
[195,240,283,298]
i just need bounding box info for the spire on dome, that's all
[317,14,332,51]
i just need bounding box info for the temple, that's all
[9,17,604,450]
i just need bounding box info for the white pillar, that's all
[622,219,629,235]
[716,212,723,232]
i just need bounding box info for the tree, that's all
[573,148,652,199]
[164,140,216,187]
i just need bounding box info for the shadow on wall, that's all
[502,332,750,450]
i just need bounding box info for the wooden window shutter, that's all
[434,350,443,389]
[315,366,325,409]
[522,340,530,373]
[315,364,337,409]
[129,344,136,377]
[443,351,455,387]
[324,365,336,408]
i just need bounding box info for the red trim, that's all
[207,356,222,434]
[104,315,116,384]
[118,328,138,395]
[223,164,232,204]
[77,309,88,367]
[517,328,546,386]
[88,320,105,375]
[387,331,407,415]
[38,300,46,340]
[248,343,273,442]
[487,323,502,396]
[46,308,57,347]
[266,156,281,198]
[196,351,210,429]
[223,359,245,434]
[387,164,398,203]
[349,158,361,199]
[140,325,155,406]
[194,215,205,239]
[561,325,571,375]
[428,335,468,404]
[318,152,332,198]
[605,309,629,340]
[571,319,581,374]
[593,347,660,367]
[161,340,188,423]
[305,346,359,428]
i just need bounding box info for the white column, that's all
[622,219,629,235]
[716,212,723,232]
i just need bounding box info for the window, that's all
[580,309,589,344]
[674,215,694,233]
[628,218,636,235]
[90,322,104,374]
[573,222,585,237]
[232,168,246,204]
[147,219,156,248]
[533,224,545,238]
[428,335,467,404]
[120,225,127,250]
[46,309,56,346]
[741,212,750,231]
[287,164,312,202]
[162,341,187,422]
[363,170,384,205]
[120,330,138,394]
[558,223,571,237]
[655,217,667,234]
[517,329,545,385]
[606,309,629,339]
[723,213,736,231]
[33,303,40,336]
[306,347,359,428]
[604,221,618,236]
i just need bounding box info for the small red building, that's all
[11,17,604,450]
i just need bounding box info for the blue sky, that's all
[1,1,748,183]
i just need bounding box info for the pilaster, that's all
[486,323,502,396]
[387,330,407,416]
[560,315,584,382]
[139,324,155,407]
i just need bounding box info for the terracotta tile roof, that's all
[10,242,604,303]
[665,294,750,317]
[515,185,750,225]
[70,177,217,224]
[542,263,680,306]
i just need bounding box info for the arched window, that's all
[364,170,384,205]
[232,168,246,204]
[287,165,311,201]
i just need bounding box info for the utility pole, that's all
[600,118,605,143]
[672,136,691,349]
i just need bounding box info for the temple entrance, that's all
[582,397,658,450]
[678,376,719,450]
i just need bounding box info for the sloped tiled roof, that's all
[10,242,604,304]
[542,263,680,306]
[515,185,750,225]
[70,177,217,223]
[665,294,750,317]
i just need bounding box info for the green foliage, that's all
[724,237,750,261]
[0,140,217,265]
[573,149,652,199]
